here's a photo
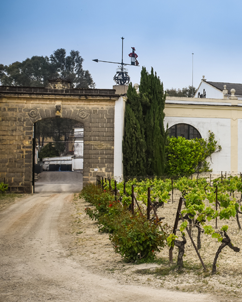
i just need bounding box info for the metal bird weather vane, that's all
[93,37,139,86]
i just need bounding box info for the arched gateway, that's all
[0,81,119,193]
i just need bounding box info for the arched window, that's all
[168,123,201,139]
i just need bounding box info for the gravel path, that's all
[0,193,214,302]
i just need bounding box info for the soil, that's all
[70,191,242,302]
[0,193,27,212]
[0,192,240,301]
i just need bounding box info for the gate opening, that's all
[33,118,84,193]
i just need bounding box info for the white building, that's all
[113,85,242,180]
[195,76,242,100]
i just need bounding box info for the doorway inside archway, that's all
[33,118,84,193]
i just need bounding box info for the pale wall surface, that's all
[238,119,242,172]
[165,96,242,174]
[164,116,231,173]
[114,96,126,180]
[195,81,223,99]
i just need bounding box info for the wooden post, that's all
[169,197,183,264]
[147,187,151,220]
[182,216,207,271]
[124,182,126,195]
[215,185,218,229]
[171,179,174,203]
[115,180,117,201]
[131,185,134,215]
[109,178,111,190]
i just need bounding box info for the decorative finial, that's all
[229,88,238,100]
[134,83,139,93]
[223,85,228,99]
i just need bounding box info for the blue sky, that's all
[1,0,242,90]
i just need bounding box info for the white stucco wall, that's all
[164,117,231,173]
[238,119,242,172]
[195,81,223,99]
[114,96,126,179]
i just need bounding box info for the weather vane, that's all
[93,37,139,85]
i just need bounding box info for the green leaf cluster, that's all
[165,131,222,177]
[0,48,95,88]
[0,182,8,194]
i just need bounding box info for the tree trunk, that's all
[212,242,227,274]
[174,235,186,270]
[195,225,202,250]
[212,232,240,274]
[236,211,241,230]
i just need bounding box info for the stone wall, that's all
[0,88,118,193]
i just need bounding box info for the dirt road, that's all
[0,193,213,302]
[35,172,83,193]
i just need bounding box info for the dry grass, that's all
[0,193,28,212]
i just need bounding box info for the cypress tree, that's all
[123,85,146,178]
[139,67,166,176]
[123,67,166,177]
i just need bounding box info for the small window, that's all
[168,123,201,139]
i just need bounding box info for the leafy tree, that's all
[35,118,80,155]
[166,86,196,97]
[165,131,222,177]
[0,49,95,88]
[35,119,54,147]
[50,49,95,88]
[38,143,59,159]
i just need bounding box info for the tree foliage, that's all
[35,118,79,147]
[123,85,146,177]
[139,67,166,175]
[123,67,166,177]
[38,143,59,159]
[0,49,95,88]
[166,86,196,97]
[165,131,222,177]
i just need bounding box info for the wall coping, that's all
[0,86,118,98]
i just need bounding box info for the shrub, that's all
[110,213,168,262]
[80,184,104,204]
[81,184,168,262]
[0,182,8,194]
[82,184,120,232]
[98,200,127,233]
[165,131,221,177]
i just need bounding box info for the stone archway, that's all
[0,85,118,193]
